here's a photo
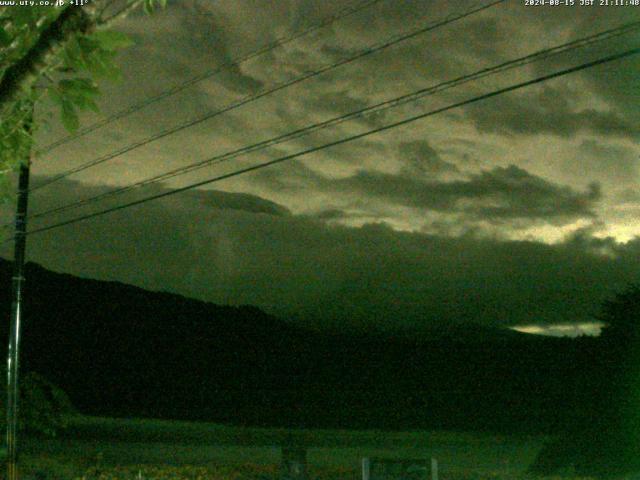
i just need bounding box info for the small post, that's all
[280,443,307,480]
[362,457,370,480]
[6,111,32,480]
[430,458,438,480]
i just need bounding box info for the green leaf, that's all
[6,132,21,152]
[97,55,121,81]
[62,38,84,70]
[54,78,101,120]
[76,35,100,67]
[74,37,122,79]
[0,29,11,48]
[11,7,36,28]
[48,86,63,106]
[83,50,114,78]
[85,99,100,113]
[61,101,79,133]
[59,78,99,98]
[91,30,134,51]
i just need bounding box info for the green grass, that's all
[13,415,575,479]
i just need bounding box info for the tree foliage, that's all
[598,284,640,345]
[531,285,640,478]
[0,369,75,437]
[0,0,166,200]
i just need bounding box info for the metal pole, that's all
[7,143,31,480]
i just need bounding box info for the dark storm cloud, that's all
[398,140,459,176]
[463,166,602,221]
[25,181,291,222]
[463,86,639,139]
[113,1,265,99]
[180,1,265,94]
[584,55,640,130]
[308,90,371,115]
[184,189,291,216]
[310,208,348,220]
[8,178,639,335]
[304,90,389,128]
[526,21,640,132]
[321,164,601,223]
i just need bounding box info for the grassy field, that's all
[15,415,577,480]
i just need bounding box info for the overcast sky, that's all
[2,0,639,336]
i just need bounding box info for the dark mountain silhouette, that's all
[0,259,608,434]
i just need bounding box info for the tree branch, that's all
[0,5,98,113]
[98,0,144,27]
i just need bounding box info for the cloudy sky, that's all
[2,0,640,336]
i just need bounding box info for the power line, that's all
[36,0,387,156]
[24,46,640,238]
[29,0,506,193]
[28,20,640,223]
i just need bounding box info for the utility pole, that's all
[7,109,32,480]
